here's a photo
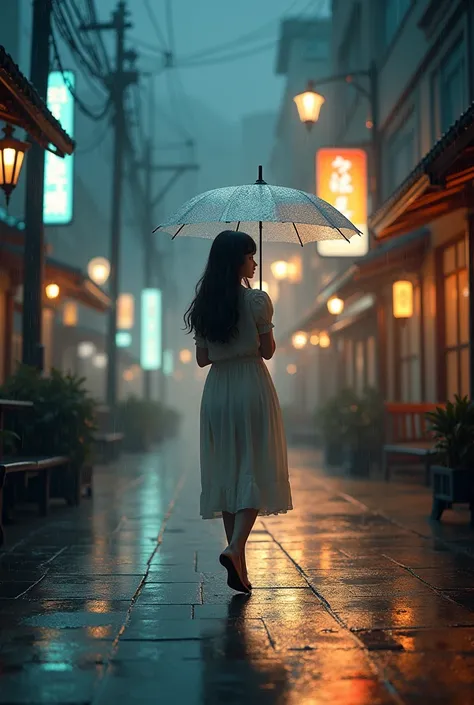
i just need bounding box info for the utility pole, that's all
[22,0,53,369]
[81,1,137,412]
[136,82,198,402]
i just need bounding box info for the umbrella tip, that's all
[255,164,266,185]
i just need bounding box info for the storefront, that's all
[0,45,75,382]
[370,101,474,402]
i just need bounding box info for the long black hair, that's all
[184,230,256,344]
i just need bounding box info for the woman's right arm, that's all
[259,331,276,360]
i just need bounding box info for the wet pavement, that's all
[2,432,474,704]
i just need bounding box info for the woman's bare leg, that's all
[222,511,235,545]
[230,508,259,554]
[222,511,251,586]
[222,508,258,586]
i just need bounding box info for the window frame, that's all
[436,234,469,401]
[430,34,468,142]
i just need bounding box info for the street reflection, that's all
[200,595,289,704]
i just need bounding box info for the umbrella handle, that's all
[259,221,263,290]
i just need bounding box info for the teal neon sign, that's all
[43,70,75,225]
[141,289,162,370]
[116,331,132,348]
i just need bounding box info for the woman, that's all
[184,230,293,594]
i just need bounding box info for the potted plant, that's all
[0,365,97,499]
[315,393,347,466]
[116,396,181,452]
[425,395,474,524]
[340,387,384,477]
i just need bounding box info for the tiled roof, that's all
[370,100,474,231]
[0,45,75,155]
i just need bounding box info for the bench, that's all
[383,402,440,486]
[0,455,74,546]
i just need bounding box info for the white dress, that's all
[195,285,293,520]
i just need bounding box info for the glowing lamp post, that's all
[45,283,60,300]
[327,295,344,315]
[0,124,30,205]
[392,280,413,319]
[87,257,110,286]
[319,332,331,348]
[292,331,308,349]
[293,81,325,130]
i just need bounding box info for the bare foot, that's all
[241,552,252,590]
[220,548,249,593]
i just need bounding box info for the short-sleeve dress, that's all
[195,284,293,520]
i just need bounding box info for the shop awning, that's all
[0,241,110,312]
[280,229,429,345]
[0,46,74,156]
[370,101,474,240]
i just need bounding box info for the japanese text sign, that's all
[43,71,75,225]
[316,148,368,257]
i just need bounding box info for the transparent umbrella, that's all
[153,166,361,289]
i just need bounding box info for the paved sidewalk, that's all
[1,432,474,704]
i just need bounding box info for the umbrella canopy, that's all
[154,167,361,244]
[153,166,362,287]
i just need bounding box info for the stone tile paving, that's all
[1,436,474,703]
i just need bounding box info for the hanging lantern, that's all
[117,293,134,329]
[319,331,331,348]
[0,124,30,205]
[310,333,320,346]
[393,280,413,319]
[63,301,77,326]
[292,331,308,349]
[286,364,297,375]
[327,295,344,315]
[293,81,326,129]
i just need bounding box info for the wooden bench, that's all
[0,455,74,546]
[383,402,440,486]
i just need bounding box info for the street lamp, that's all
[292,331,308,349]
[327,295,344,316]
[293,81,326,129]
[0,124,30,205]
[319,332,331,348]
[87,257,110,286]
[294,62,380,209]
[45,283,60,300]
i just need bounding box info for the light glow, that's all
[292,331,308,349]
[393,280,413,319]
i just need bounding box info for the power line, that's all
[50,26,111,121]
[143,0,168,51]
[178,39,278,68]
[52,0,105,84]
[178,0,310,64]
[165,0,175,53]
